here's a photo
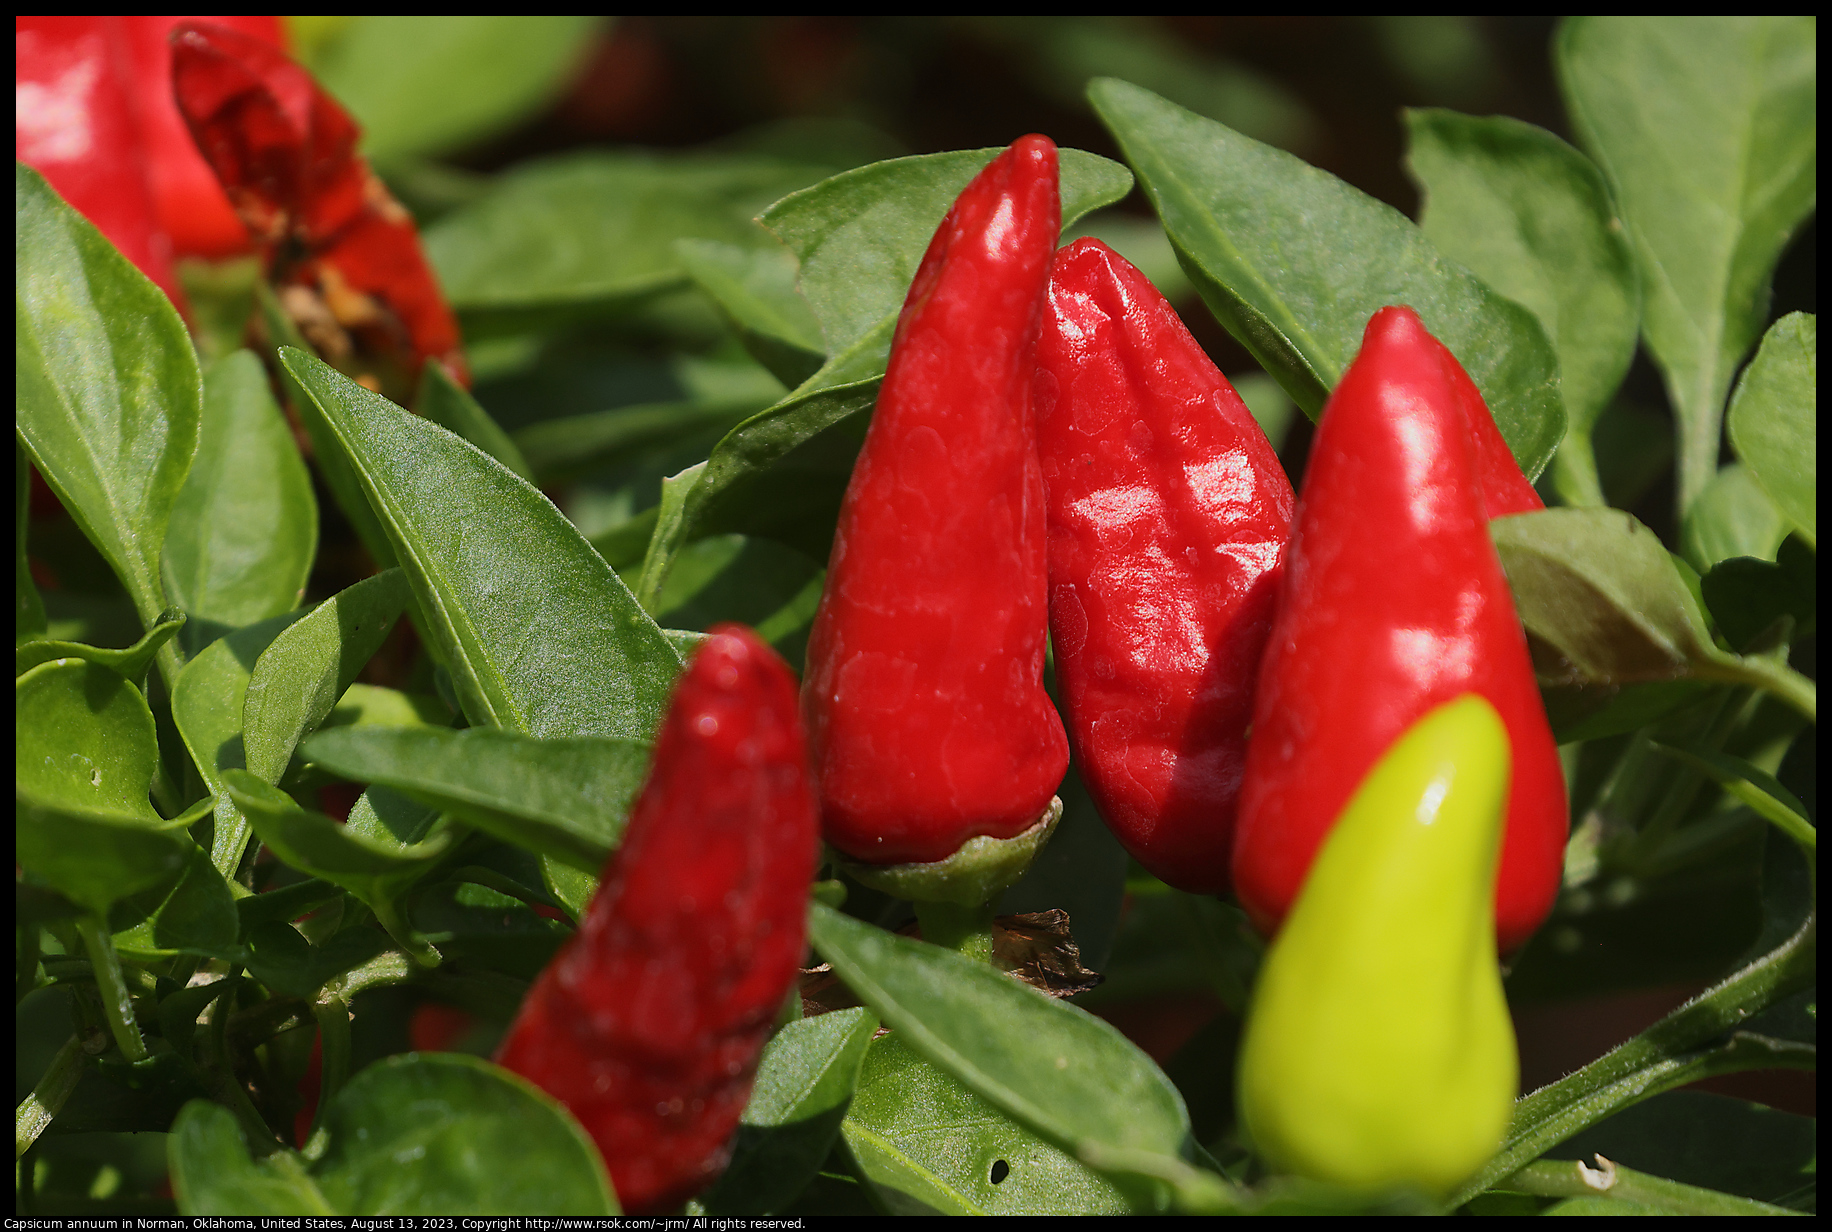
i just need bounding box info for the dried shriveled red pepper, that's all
[1233,306,1565,953]
[1034,238,1293,893]
[803,135,1069,866]
[170,21,467,388]
[496,626,820,1215]
[124,15,285,260]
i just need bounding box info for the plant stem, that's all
[311,996,352,1135]
[915,900,996,963]
[370,894,441,968]
[15,1035,84,1159]
[76,915,146,1063]
[1452,907,1816,1206]
[1504,1157,1805,1216]
[1705,655,1816,725]
[1550,433,1605,508]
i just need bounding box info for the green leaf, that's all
[1541,1092,1815,1213]
[15,607,185,684]
[761,147,1132,355]
[280,349,681,741]
[225,771,451,879]
[634,335,885,595]
[15,163,201,678]
[310,16,603,164]
[1541,680,1715,746]
[408,879,569,980]
[424,152,832,320]
[413,359,535,482]
[241,919,394,1002]
[1680,464,1789,572]
[16,796,191,917]
[1650,740,1816,853]
[648,533,824,668]
[170,1101,334,1216]
[1496,509,1816,720]
[513,398,762,486]
[16,443,45,641]
[314,1054,617,1214]
[252,283,398,575]
[1491,508,1732,686]
[224,771,451,963]
[162,350,317,631]
[1727,312,1815,547]
[319,682,452,731]
[809,903,1190,1201]
[110,841,240,961]
[1699,538,1815,653]
[16,658,164,821]
[698,1007,880,1215]
[171,610,311,876]
[1089,78,1564,479]
[1404,108,1639,505]
[1556,16,1817,515]
[241,570,413,784]
[301,725,650,872]
[677,238,827,388]
[841,1034,1139,1215]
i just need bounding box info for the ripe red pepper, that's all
[1034,238,1294,894]
[802,135,1069,866]
[122,15,285,260]
[496,626,820,1215]
[170,21,468,387]
[1232,306,1566,953]
[1432,333,1545,520]
[16,16,186,309]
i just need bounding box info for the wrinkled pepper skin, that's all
[170,22,468,386]
[803,135,1069,865]
[15,16,185,308]
[1233,306,1566,953]
[496,626,820,1214]
[1238,694,1518,1196]
[1034,238,1294,893]
[123,15,286,259]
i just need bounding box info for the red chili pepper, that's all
[120,15,285,260]
[1432,333,1545,520]
[1034,238,1294,894]
[169,21,468,387]
[1233,306,1566,953]
[496,626,819,1215]
[802,135,1069,866]
[16,16,186,309]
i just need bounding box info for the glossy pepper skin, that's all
[170,22,468,387]
[1238,694,1517,1195]
[1034,238,1293,893]
[1233,306,1566,953]
[803,135,1069,865]
[495,626,820,1214]
[16,16,185,308]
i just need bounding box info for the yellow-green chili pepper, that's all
[1236,692,1518,1196]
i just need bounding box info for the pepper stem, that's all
[77,915,146,1063]
[915,900,996,964]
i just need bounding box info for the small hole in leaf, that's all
[989,1159,1010,1185]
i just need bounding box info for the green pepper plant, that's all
[16,15,1815,1217]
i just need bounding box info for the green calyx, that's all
[835,796,1064,906]
[1237,694,1518,1197]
